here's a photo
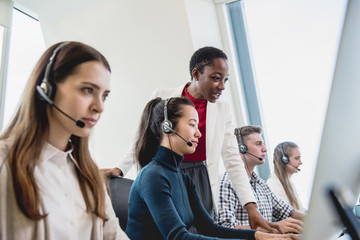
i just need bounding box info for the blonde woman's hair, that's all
[273,142,300,210]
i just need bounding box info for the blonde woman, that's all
[267,142,306,212]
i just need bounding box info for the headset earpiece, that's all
[37,42,70,102]
[280,142,290,164]
[38,81,52,100]
[162,98,174,134]
[239,144,248,154]
[236,127,248,154]
[162,120,173,134]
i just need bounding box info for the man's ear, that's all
[192,68,200,81]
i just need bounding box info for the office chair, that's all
[107,177,134,231]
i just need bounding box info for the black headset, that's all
[162,98,173,134]
[161,98,193,147]
[235,127,248,154]
[36,42,70,104]
[35,42,85,128]
[280,142,290,164]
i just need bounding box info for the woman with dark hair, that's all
[267,142,306,212]
[0,41,129,239]
[125,97,299,240]
[107,46,279,233]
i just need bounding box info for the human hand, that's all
[246,202,283,234]
[277,217,303,234]
[100,168,123,178]
[254,231,301,240]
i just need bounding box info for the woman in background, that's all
[0,41,128,239]
[267,142,306,212]
[125,97,299,240]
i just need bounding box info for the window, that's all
[226,0,347,207]
[1,8,45,130]
[0,26,4,57]
[0,23,10,130]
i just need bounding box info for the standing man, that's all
[103,47,281,232]
[217,126,304,233]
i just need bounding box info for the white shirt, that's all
[0,139,129,240]
[34,142,92,240]
[267,173,307,212]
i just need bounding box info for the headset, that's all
[234,127,263,161]
[280,142,290,164]
[279,142,301,171]
[162,98,192,146]
[36,42,85,128]
[162,98,173,134]
[37,42,70,102]
[234,127,248,154]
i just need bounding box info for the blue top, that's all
[125,146,256,240]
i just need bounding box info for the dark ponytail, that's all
[134,97,194,168]
[134,98,162,168]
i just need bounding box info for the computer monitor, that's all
[303,0,360,239]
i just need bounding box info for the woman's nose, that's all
[195,127,201,138]
[91,96,104,113]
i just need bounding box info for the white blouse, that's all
[0,140,129,240]
[267,173,307,213]
[34,142,93,239]
[33,142,129,240]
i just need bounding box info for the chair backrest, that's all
[108,177,134,231]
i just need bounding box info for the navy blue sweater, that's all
[125,146,256,240]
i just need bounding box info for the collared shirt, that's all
[0,139,129,240]
[34,142,93,240]
[217,172,294,228]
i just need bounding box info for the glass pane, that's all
[241,0,347,207]
[3,8,45,129]
[0,26,5,130]
[0,26,3,59]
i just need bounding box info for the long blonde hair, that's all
[273,142,300,210]
[0,41,111,221]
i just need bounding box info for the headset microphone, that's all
[36,86,85,128]
[234,127,263,161]
[36,42,85,129]
[246,152,263,161]
[163,124,193,147]
[289,162,301,171]
[162,98,193,147]
[280,142,300,171]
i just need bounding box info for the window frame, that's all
[0,1,13,130]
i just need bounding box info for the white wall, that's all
[185,0,245,128]
[13,0,239,171]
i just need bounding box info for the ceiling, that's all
[13,0,102,21]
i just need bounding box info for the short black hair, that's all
[189,46,228,79]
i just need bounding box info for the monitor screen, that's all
[303,0,360,239]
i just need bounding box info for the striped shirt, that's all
[217,172,294,228]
